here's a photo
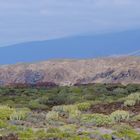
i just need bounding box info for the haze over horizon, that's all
[1,0,140,46]
[0,0,140,64]
[0,29,140,65]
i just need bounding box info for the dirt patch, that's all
[90,102,123,115]
[90,102,140,115]
[90,102,140,128]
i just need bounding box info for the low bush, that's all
[46,111,59,121]
[0,120,8,129]
[53,105,78,113]
[112,123,133,131]
[47,127,61,133]
[52,105,81,120]
[18,128,35,140]
[76,102,92,111]
[113,88,128,95]
[35,129,47,139]
[102,134,112,140]
[81,113,112,126]
[110,110,130,122]
[124,92,140,107]
[10,108,31,121]
[28,100,48,110]
[132,114,140,121]
[2,100,15,107]
[113,126,140,140]
[37,96,48,105]
[0,105,15,120]
[124,100,136,107]
[59,124,77,134]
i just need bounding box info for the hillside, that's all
[0,56,140,86]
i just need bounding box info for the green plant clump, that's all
[10,108,31,121]
[76,102,92,111]
[124,100,136,107]
[52,105,81,120]
[132,114,140,121]
[0,105,15,120]
[124,92,140,107]
[113,125,140,140]
[0,120,8,129]
[110,110,130,122]
[81,113,112,126]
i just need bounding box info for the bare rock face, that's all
[0,57,140,87]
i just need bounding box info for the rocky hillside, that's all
[0,57,140,87]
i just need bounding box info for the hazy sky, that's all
[0,0,140,46]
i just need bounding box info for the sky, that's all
[0,0,140,46]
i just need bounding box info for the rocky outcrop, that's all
[0,57,140,87]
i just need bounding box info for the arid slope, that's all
[0,57,140,86]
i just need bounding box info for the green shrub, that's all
[69,109,81,120]
[124,100,136,107]
[37,96,48,104]
[112,123,133,131]
[123,92,140,107]
[76,102,92,111]
[102,134,112,140]
[3,100,15,107]
[47,127,61,133]
[110,110,130,122]
[35,129,47,139]
[113,125,140,140]
[68,136,90,140]
[46,111,59,121]
[113,88,128,95]
[111,124,140,140]
[81,113,112,126]
[52,105,78,113]
[0,105,15,120]
[45,133,64,139]
[132,114,140,121]
[52,105,81,119]
[8,125,21,132]
[59,124,77,134]
[28,100,48,110]
[10,108,30,121]
[126,92,140,103]
[0,120,8,128]
[18,128,35,140]
[126,84,140,93]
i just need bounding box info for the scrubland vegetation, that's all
[0,83,140,140]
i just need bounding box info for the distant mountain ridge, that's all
[0,30,140,64]
[0,56,140,87]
